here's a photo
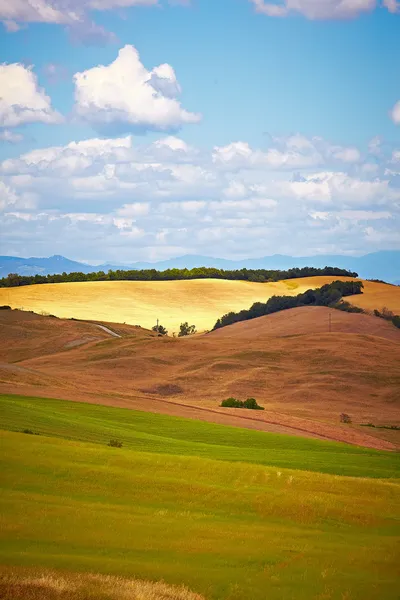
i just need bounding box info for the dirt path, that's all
[93,324,121,338]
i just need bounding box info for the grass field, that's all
[1,394,400,600]
[1,276,399,333]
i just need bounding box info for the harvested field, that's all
[0,307,399,449]
[1,277,399,333]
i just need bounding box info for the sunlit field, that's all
[1,277,399,333]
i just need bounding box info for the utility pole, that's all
[156,318,159,333]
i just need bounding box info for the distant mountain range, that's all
[0,251,399,283]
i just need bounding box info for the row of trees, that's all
[0,265,358,288]
[213,281,365,330]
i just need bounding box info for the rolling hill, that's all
[1,306,399,450]
[1,276,399,334]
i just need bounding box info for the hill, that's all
[2,250,400,282]
[0,395,399,600]
[0,307,399,450]
[1,276,399,333]
[207,305,400,342]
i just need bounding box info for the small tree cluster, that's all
[178,322,197,337]
[220,397,264,411]
[373,307,400,329]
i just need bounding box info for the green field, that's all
[1,394,399,599]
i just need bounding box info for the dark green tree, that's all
[152,324,168,336]
[178,322,197,337]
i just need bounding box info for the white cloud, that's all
[391,101,400,124]
[212,139,321,169]
[0,62,62,129]
[0,0,181,42]
[0,180,36,212]
[284,170,400,207]
[1,135,132,176]
[73,45,201,133]
[250,0,384,19]
[2,131,400,261]
[212,136,361,170]
[328,146,360,163]
[0,130,23,143]
[383,0,400,13]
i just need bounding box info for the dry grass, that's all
[0,306,399,449]
[1,276,399,333]
[0,302,400,448]
[0,568,205,600]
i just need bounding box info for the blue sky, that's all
[0,0,400,263]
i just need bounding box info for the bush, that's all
[334,301,364,313]
[0,305,11,310]
[22,429,34,434]
[340,413,352,424]
[152,324,168,336]
[221,397,243,408]
[242,397,264,410]
[108,439,123,448]
[392,315,400,329]
[178,322,197,337]
[220,397,264,410]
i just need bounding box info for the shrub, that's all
[152,324,168,336]
[242,397,265,411]
[392,315,400,329]
[0,305,11,310]
[340,413,352,424]
[22,429,34,434]
[334,301,364,313]
[221,397,243,408]
[108,439,123,448]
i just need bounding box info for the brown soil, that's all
[1,307,399,451]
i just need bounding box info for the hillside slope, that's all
[1,306,399,450]
[1,276,399,333]
[207,305,400,342]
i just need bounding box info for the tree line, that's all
[212,280,365,330]
[0,265,358,288]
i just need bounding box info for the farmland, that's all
[0,394,399,600]
[1,276,399,333]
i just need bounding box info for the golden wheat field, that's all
[1,276,399,333]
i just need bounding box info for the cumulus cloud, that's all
[73,45,201,134]
[1,135,133,176]
[2,131,400,260]
[249,0,392,19]
[283,170,400,207]
[212,135,361,170]
[391,100,400,124]
[0,0,183,43]
[0,62,62,129]
[0,181,36,212]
